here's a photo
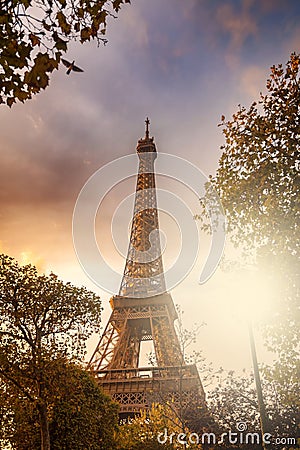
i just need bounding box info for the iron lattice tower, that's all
[89,119,205,419]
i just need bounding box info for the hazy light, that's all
[224,268,276,323]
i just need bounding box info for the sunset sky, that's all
[0,0,299,377]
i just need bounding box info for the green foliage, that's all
[50,365,119,450]
[208,370,260,438]
[0,0,130,106]
[116,404,190,450]
[0,363,119,450]
[208,367,299,449]
[0,253,102,363]
[204,52,299,255]
[199,54,300,449]
[0,254,103,449]
[199,53,300,355]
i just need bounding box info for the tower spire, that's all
[145,116,150,139]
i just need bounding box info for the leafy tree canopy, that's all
[117,404,189,450]
[0,254,103,449]
[199,53,300,355]
[202,52,299,257]
[208,366,299,449]
[198,56,299,444]
[0,0,130,106]
[50,364,119,450]
[1,362,119,450]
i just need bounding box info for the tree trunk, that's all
[38,402,50,450]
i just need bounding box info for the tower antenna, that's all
[145,117,150,139]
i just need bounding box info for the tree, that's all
[208,370,261,449]
[0,362,119,449]
[198,53,299,448]
[0,0,130,107]
[0,380,41,449]
[199,53,299,355]
[211,52,299,255]
[50,364,119,450]
[116,404,190,450]
[0,254,102,450]
[207,367,299,449]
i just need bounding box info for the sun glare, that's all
[19,251,46,273]
[223,268,276,323]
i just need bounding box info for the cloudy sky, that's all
[0,0,299,376]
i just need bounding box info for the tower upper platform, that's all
[136,117,157,156]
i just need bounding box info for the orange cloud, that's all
[239,64,268,98]
[216,0,258,67]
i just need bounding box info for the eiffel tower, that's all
[89,119,205,419]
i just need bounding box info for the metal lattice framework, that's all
[89,294,183,372]
[89,120,205,418]
[119,120,166,298]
